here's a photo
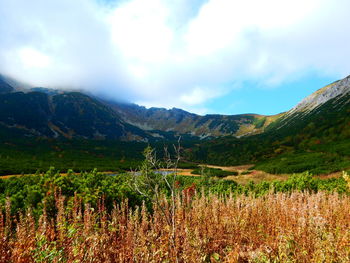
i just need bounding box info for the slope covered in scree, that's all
[266,75,350,134]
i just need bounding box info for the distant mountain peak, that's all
[268,74,350,133]
[289,75,350,114]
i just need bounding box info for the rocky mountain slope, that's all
[106,101,274,138]
[289,76,350,113]
[267,75,350,134]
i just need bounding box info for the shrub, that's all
[191,167,237,177]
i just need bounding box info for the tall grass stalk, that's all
[1,191,350,262]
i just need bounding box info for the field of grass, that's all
[1,190,350,262]
[1,166,350,262]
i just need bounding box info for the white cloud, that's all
[180,86,227,106]
[0,0,349,113]
[109,0,174,63]
[18,48,52,69]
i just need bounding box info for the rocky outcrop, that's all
[288,75,350,114]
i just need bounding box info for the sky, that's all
[0,0,350,115]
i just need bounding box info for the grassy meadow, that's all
[0,164,350,262]
[0,136,349,262]
[1,187,350,262]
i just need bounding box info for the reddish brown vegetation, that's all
[182,183,196,205]
[1,192,350,262]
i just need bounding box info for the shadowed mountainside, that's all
[0,88,149,140]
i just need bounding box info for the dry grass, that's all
[1,191,350,262]
[226,170,290,185]
[199,164,289,184]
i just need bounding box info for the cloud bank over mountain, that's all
[1,0,350,113]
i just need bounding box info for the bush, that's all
[191,167,237,177]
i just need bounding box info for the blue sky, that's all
[205,73,337,115]
[0,0,349,115]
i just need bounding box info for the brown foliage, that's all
[1,192,350,262]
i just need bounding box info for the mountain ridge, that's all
[0,73,349,175]
[106,100,272,138]
[0,89,150,141]
[0,73,349,141]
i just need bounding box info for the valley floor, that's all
[2,165,345,185]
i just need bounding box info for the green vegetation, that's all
[188,137,350,175]
[1,130,349,176]
[191,166,237,177]
[0,145,349,261]
[254,148,350,174]
[0,168,140,216]
[253,116,266,128]
[176,162,199,169]
[1,167,348,216]
[0,137,146,175]
[186,93,350,174]
[0,124,201,175]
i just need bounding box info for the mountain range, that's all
[4,74,349,141]
[1,73,269,141]
[0,73,349,175]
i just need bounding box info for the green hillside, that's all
[187,88,350,174]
